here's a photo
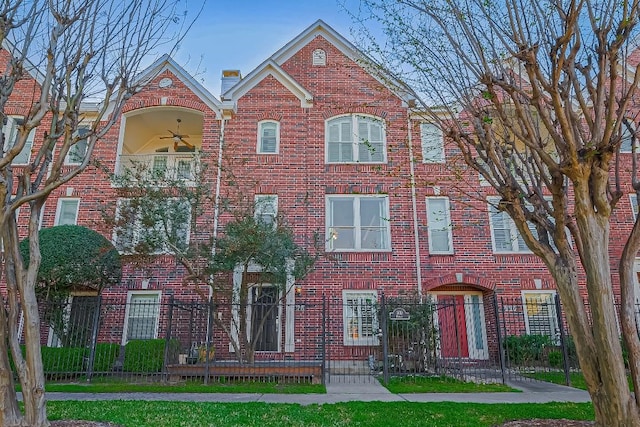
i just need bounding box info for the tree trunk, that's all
[18,284,49,427]
[0,298,24,427]
[568,206,640,426]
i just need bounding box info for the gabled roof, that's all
[221,59,313,108]
[2,39,46,86]
[134,54,223,115]
[222,19,415,106]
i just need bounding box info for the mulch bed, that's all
[497,421,595,426]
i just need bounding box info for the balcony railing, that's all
[117,153,199,183]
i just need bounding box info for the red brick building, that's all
[4,20,639,367]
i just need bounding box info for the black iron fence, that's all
[10,291,624,386]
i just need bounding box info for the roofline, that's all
[222,59,313,107]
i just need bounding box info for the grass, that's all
[47,401,595,426]
[527,371,633,391]
[42,380,326,394]
[381,375,518,393]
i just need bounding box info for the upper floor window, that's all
[326,115,386,163]
[55,198,80,226]
[255,195,278,226]
[257,121,279,154]
[488,198,533,253]
[426,197,453,254]
[65,126,90,165]
[621,119,638,153]
[3,116,35,165]
[113,198,190,254]
[420,123,445,163]
[326,195,390,251]
[631,194,638,220]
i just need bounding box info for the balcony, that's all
[117,153,200,184]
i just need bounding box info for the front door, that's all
[438,295,469,358]
[251,287,279,351]
[434,292,489,360]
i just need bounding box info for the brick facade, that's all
[3,20,638,361]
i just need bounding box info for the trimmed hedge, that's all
[123,339,179,373]
[10,343,120,374]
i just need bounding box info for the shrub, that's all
[91,343,120,372]
[504,334,552,365]
[547,350,562,368]
[41,346,85,373]
[123,339,179,372]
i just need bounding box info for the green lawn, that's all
[381,375,517,393]
[42,380,325,394]
[47,401,595,427]
[527,371,633,391]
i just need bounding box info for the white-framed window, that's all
[113,198,191,254]
[255,194,278,226]
[3,116,36,164]
[621,119,638,153]
[326,195,391,251]
[426,196,453,254]
[522,291,559,343]
[257,120,280,154]
[326,115,386,163]
[420,123,445,163]
[55,198,80,226]
[631,194,638,220]
[122,291,161,344]
[343,290,378,346]
[488,198,535,253]
[65,125,90,165]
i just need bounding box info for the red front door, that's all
[438,295,469,358]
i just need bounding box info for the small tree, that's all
[19,225,121,347]
[108,159,316,364]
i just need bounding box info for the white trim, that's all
[3,116,36,165]
[488,198,531,254]
[342,290,379,346]
[254,194,278,226]
[64,125,91,165]
[425,196,453,254]
[257,120,280,154]
[463,294,489,360]
[326,194,391,252]
[121,290,162,345]
[54,198,80,226]
[325,114,387,164]
[222,60,313,108]
[631,193,638,221]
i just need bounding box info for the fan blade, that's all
[180,138,195,149]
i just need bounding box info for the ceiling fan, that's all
[161,118,194,150]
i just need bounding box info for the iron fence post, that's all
[554,293,571,386]
[381,293,389,385]
[452,297,463,379]
[162,294,175,382]
[493,294,506,384]
[85,296,102,383]
[205,298,214,385]
[499,296,510,372]
[321,294,327,386]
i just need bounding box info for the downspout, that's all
[210,114,227,300]
[407,114,423,300]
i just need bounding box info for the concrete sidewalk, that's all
[43,377,591,405]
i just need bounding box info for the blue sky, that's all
[174,0,359,94]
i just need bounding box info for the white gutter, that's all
[210,116,227,300]
[407,115,423,300]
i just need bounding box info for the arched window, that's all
[326,115,386,163]
[257,120,280,154]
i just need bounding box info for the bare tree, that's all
[350,0,640,425]
[0,1,199,425]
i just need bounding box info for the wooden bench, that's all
[166,362,324,384]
